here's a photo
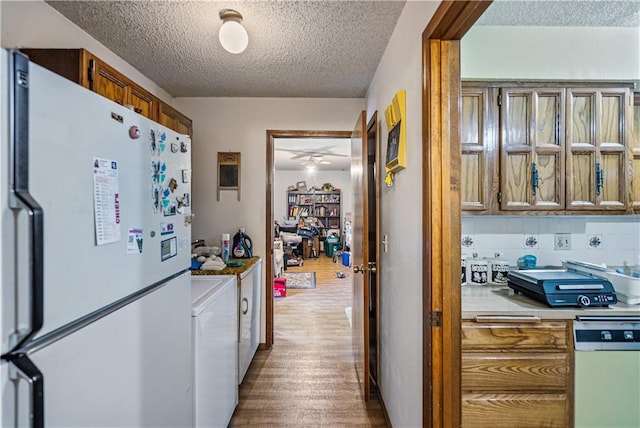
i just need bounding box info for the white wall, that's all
[365,1,440,426]
[0,0,173,103]
[461,26,640,80]
[274,169,352,226]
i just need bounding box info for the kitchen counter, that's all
[191,256,260,277]
[462,284,640,319]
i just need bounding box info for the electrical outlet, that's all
[554,233,571,250]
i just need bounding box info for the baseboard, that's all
[377,388,392,428]
[258,343,270,351]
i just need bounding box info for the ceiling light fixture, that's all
[218,9,248,54]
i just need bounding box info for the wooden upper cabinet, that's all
[632,93,640,212]
[89,58,129,106]
[158,102,193,137]
[499,88,564,211]
[21,48,160,122]
[461,87,494,212]
[566,88,630,211]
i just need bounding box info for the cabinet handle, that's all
[242,297,249,315]
[531,162,539,196]
[134,107,143,114]
[474,315,541,323]
[596,162,604,196]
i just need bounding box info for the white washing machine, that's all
[191,274,238,428]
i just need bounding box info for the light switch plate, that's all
[554,233,571,250]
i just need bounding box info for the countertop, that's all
[462,284,640,319]
[191,256,260,277]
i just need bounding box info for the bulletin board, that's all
[217,152,241,201]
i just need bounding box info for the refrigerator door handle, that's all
[7,353,45,428]
[9,50,44,349]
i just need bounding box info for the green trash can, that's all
[325,237,340,257]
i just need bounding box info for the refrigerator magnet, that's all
[129,126,140,139]
[127,228,144,254]
[171,142,179,153]
[163,203,176,217]
[160,222,174,236]
[180,141,188,153]
[149,129,157,154]
[158,131,167,153]
[181,169,190,183]
[168,178,178,193]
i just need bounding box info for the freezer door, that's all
[13,57,192,340]
[9,273,192,427]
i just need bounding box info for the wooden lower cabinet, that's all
[461,319,573,428]
[462,393,569,428]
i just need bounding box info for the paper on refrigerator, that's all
[93,157,121,245]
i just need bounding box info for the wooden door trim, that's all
[265,129,352,348]
[422,2,492,428]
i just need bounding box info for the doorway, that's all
[265,130,352,347]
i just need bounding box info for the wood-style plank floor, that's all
[230,253,387,427]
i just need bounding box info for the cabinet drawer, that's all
[462,353,568,391]
[462,320,569,351]
[462,393,569,428]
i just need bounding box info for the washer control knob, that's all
[578,295,591,307]
[601,331,612,341]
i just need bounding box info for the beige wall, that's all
[0,0,173,103]
[365,1,440,426]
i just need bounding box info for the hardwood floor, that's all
[230,253,387,427]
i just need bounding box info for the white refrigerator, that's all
[1,49,193,427]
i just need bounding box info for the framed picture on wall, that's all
[385,120,401,167]
[217,152,241,201]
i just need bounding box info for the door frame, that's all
[421,2,492,427]
[265,129,352,347]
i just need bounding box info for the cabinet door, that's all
[128,82,156,120]
[566,88,629,210]
[158,102,193,136]
[88,58,128,106]
[461,87,494,211]
[632,94,640,212]
[499,88,564,211]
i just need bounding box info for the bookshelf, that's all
[287,190,341,236]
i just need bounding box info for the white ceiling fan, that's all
[301,155,331,166]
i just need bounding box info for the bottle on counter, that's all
[222,233,230,262]
[468,253,488,286]
[488,252,510,285]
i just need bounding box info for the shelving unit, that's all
[287,190,341,237]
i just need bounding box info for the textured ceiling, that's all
[477,0,640,27]
[45,0,406,98]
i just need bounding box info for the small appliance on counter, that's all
[232,228,253,258]
[507,269,617,308]
[563,260,640,304]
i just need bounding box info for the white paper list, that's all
[93,157,121,245]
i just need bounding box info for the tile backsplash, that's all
[462,215,640,268]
